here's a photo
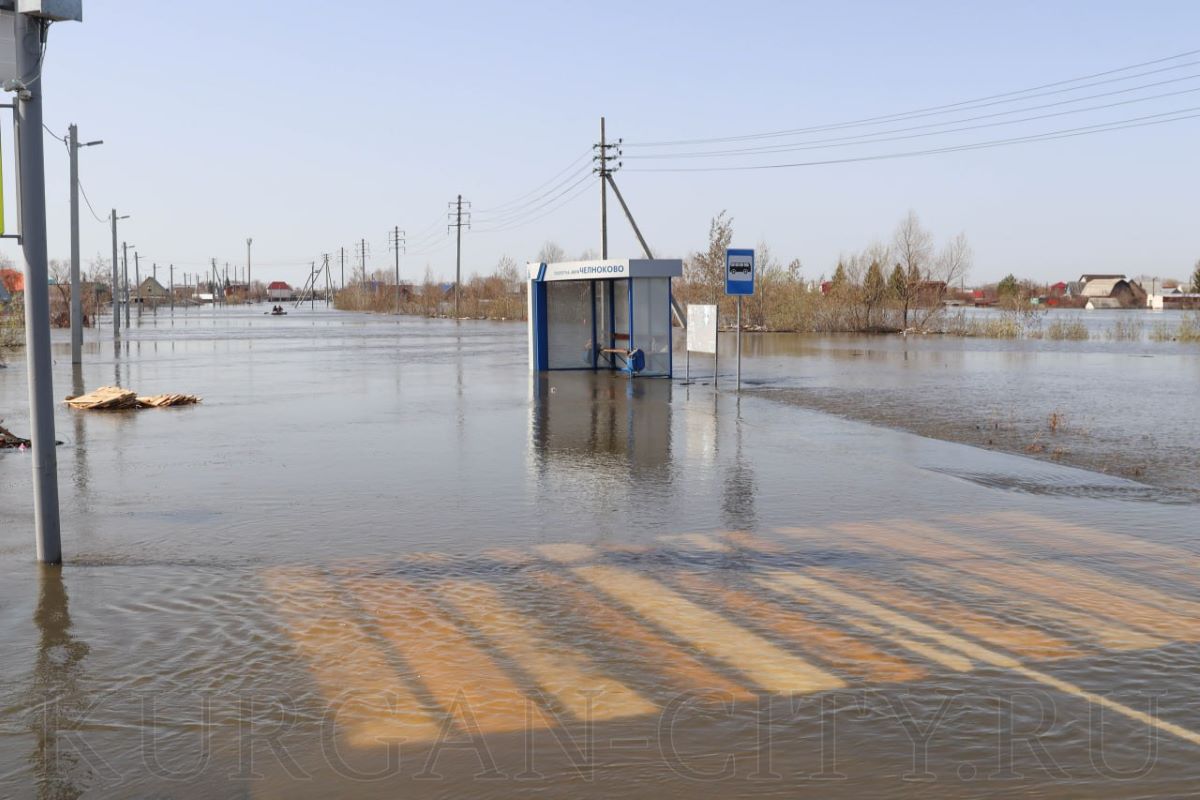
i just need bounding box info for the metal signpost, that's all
[4,0,85,563]
[684,303,718,387]
[725,248,755,391]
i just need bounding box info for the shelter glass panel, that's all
[595,281,615,369]
[546,281,594,369]
[632,278,671,375]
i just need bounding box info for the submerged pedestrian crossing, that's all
[261,511,1200,750]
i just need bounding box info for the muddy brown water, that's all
[1,306,1199,798]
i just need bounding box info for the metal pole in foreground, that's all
[14,12,62,563]
[68,124,81,363]
[736,296,742,391]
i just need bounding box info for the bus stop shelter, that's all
[528,258,683,377]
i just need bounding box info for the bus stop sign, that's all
[725,248,754,295]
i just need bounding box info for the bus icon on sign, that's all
[725,248,755,295]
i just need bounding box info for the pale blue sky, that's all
[4,0,1199,286]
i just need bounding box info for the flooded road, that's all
[2,307,1199,797]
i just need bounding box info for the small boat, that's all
[266,309,288,316]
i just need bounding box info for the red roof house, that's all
[0,268,24,295]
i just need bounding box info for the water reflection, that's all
[29,565,90,800]
[721,398,757,531]
[529,373,675,527]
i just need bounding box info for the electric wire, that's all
[472,148,594,214]
[470,172,593,231]
[626,79,1200,160]
[625,47,1200,146]
[624,106,1200,172]
[473,173,596,234]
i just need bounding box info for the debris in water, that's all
[0,420,31,449]
[65,386,202,410]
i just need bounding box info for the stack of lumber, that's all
[65,386,201,410]
[136,393,202,408]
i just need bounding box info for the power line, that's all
[76,178,109,224]
[472,148,593,214]
[470,171,593,229]
[626,79,1200,160]
[623,106,1200,172]
[471,165,592,222]
[473,174,595,233]
[625,47,1200,147]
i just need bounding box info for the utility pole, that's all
[594,117,620,259]
[310,261,316,310]
[390,226,405,313]
[122,242,131,327]
[67,125,102,363]
[246,237,253,302]
[12,6,80,563]
[322,253,331,307]
[110,211,120,336]
[448,195,471,318]
[359,238,368,289]
[211,258,217,309]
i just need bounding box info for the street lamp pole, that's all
[110,212,128,337]
[68,125,102,364]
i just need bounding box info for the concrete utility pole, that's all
[310,261,315,310]
[595,117,621,259]
[110,210,120,336]
[122,242,131,327]
[598,117,607,258]
[246,237,253,302]
[12,7,73,563]
[448,195,470,318]
[391,226,405,313]
[67,125,102,363]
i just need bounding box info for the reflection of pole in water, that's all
[721,395,757,531]
[70,363,90,498]
[30,565,91,798]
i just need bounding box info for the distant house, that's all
[267,281,293,301]
[135,276,169,302]
[1080,276,1146,309]
[1048,281,1069,297]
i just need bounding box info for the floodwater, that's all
[1,306,1199,798]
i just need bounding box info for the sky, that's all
[2,0,1199,287]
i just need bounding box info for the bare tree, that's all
[892,211,934,329]
[537,241,566,264]
[911,232,972,328]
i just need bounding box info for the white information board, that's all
[686,304,717,354]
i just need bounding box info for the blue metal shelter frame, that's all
[528,259,682,378]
